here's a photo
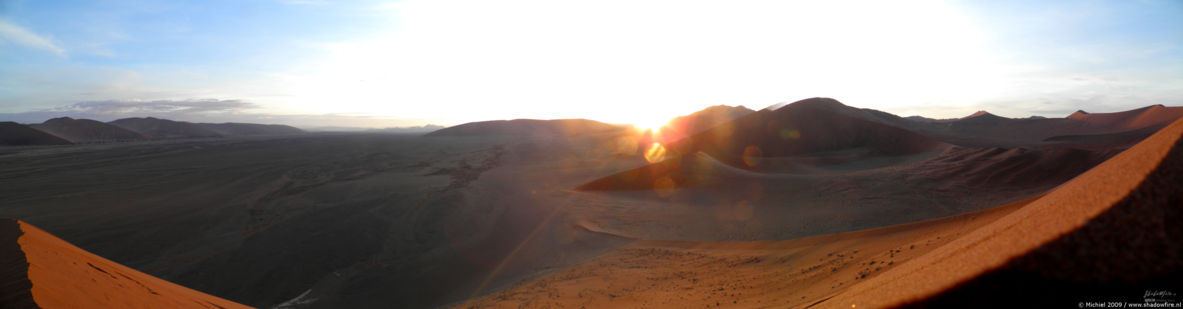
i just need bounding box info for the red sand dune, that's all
[825,117,1183,308]
[958,110,1007,123]
[913,146,1120,188]
[0,219,250,309]
[469,118,1183,308]
[1068,104,1183,130]
[459,193,1038,309]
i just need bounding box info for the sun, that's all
[631,118,671,133]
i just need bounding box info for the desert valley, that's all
[1,98,1181,308]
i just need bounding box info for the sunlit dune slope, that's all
[1068,104,1183,130]
[825,118,1183,308]
[458,193,1038,309]
[0,219,250,309]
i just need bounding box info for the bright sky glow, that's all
[1,0,1181,128]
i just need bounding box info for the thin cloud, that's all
[54,99,258,115]
[0,99,434,129]
[0,19,66,56]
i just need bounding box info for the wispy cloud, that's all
[52,99,258,115]
[0,98,435,129]
[0,19,65,56]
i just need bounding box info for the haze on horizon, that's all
[1,0,1181,129]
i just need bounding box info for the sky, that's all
[1,0,1181,128]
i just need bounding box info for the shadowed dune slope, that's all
[823,118,1183,308]
[665,98,948,168]
[0,219,36,308]
[648,105,755,143]
[0,122,71,146]
[0,219,250,309]
[426,119,623,137]
[912,146,1120,188]
[109,117,223,139]
[30,117,148,142]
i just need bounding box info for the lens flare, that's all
[779,129,801,140]
[644,142,667,163]
[653,176,676,197]
[742,145,763,167]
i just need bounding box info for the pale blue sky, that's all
[1,0,1181,128]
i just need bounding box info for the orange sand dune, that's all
[0,219,250,309]
[1068,104,1183,130]
[822,119,1183,307]
[458,196,1035,309]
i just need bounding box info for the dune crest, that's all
[827,118,1183,308]
[0,219,250,309]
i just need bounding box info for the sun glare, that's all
[633,119,669,132]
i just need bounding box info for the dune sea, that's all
[1,99,1181,308]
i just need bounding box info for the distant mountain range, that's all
[0,116,306,146]
[425,118,623,137]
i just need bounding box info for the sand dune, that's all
[458,195,1037,309]
[823,118,1183,308]
[3,102,1179,308]
[197,123,305,136]
[645,105,755,144]
[664,98,948,168]
[30,117,148,143]
[875,105,1183,148]
[1069,104,1183,130]
[426,119,624,137]
[109,117,224,139]
[0,219,249,309]
[0,122,71,146]
[466,118,1183,308]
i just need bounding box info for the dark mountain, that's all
[109,117,223,139]
[366,124,445,134]
[29,117,147,142]
[664,97,948,167]
[425,119,623,137]
[197,123,305,136]
[0,122,71,146]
